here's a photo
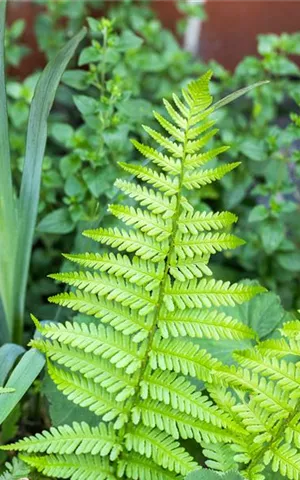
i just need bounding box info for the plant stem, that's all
[114,109,192,475]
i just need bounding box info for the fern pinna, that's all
[3,72,275,479]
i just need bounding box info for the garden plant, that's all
[0,1,300,480]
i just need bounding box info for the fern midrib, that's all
[115,108,193,475]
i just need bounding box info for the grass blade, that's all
[0,0,16,338]
[0,349,45,425]
[11,28,86,343]
[213,81,270,111]
[0,343,25,385]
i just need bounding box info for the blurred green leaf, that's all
[37,208,74,234]
[249,205,269,222]
[260,221,284,254]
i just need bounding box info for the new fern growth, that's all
[3,72,276,479]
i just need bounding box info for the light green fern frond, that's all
[201,442,238,472]
[18,453,115,480]
[5,72,269,480]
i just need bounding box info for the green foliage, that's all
[0,0,86,344]
[213,33,300,310]
[186,470,244,480]
[3,73,275,480]
[4,18,29,67]
[0,457,30,480]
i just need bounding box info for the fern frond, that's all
[169,254,212,281]
[185,70,213,112]
[164,279,265,310]
[50,271,157,315]
[9,72,272,480]
[232,399,276,440]
[214,366,294,416]
[32,321,144,373]
[49,291,150,341]
[118,452,181,480]
[83,227,168,262]
[0,457,30,480]
[119,162,179,195]
[163,98,187,129]
[134,399,236,444]
[158,308,255,340]
[185,129,219,154]
[46,362,128,425]
[115,179,176,219]
[264,443,300,480]
[32,340,136,400]
[286,413,300,448]
[234,350,300,396]
[131,139,181,174]
[151,337,221,382]
[281,321,300,340]
[3,422,121,459]
[142,370,244,433]
[64,252,164,291]
[153,111,185,143]
[172,93,189,118]
[18,453,115,480]
[142,125,183,157]
[108,204,172,241]
[125,425,197,475]
[185,146,229,170]
[201,442,238,472]
[186,119,216,140]
[183,163,240,190]
[257,338,300,358]
[174,232,245,259]
[178,210,238,234]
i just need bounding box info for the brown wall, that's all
[201,0,300,70]
[6,0,300,77]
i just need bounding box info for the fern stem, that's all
[114,109,193,476]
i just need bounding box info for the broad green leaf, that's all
[239,139,266,162]
[258,34,279,55]
[118,30,144,51]
[78,45,101,66]
[50,122,74,147]
[248,205,269,222]
[260,221,284,254]
[73,94,98,116]
[36,208,74,235]
[62,69,89,90]
[0,349,45,424]
[277,251,300,272]
[223,291,286,340]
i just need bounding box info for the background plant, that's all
[0,0,86,344]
